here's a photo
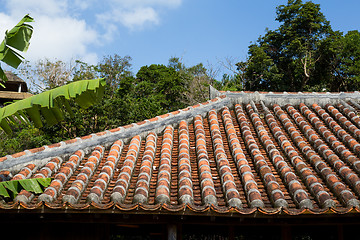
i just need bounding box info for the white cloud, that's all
[6,0,68,17]
[114,0,182,9]
[0,13,16,37]
[97,0,183,34]
[23,15,98,64]
[73,0,91,11]
[0,0,182,65]
[98,7,160,32]
[120,7,159,29]
[0,0,99,65]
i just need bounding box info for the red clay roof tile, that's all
[3,92,360,217]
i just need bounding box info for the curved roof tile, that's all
[2,91,360,217]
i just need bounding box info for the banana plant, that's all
[0,15,107,134]
[0,14,34,86]
[0,78,106,134]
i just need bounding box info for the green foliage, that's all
[1,55,212,155]
[237,0,332,92]
[0,125,51,156]
[325,30,360,91]
[98,54,133,96]
[0,177,51,199]
[213,74,243,91]
[241,44,283,91]
[136,64,186,111]
[0,14,34,84]
[45,62,189,140]
[225,0,360,92]
[168,57,211,105]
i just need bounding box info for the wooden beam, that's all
[0,91,32,100]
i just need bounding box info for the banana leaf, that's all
[0,178,52,199]
[0,183,10,198]
[19,179,43,194]
[0,14,34,82]
[0,78,106,134]
[36,177,52,187]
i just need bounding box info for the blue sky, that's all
[0,0,359,79]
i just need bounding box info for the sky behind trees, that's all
[0,0,359,77]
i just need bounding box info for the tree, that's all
[215,57,244,91]
[237,0,334,92]
[0,125,51,156]
[1,55,213,154]
[136,63,186,112]
[168,57,212,105]
[273,0,332,90]
[338,31,360,91]
[19,59,78,93]
[97,54,132,96]
[240,44,282,91]
[323,30,360,91]
[0,15,34,85]
[39,59,192,141]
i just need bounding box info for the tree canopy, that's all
[225,0,360,92]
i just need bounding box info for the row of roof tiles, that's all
[2,95,360,216]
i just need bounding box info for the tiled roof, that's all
[2,91,360,217]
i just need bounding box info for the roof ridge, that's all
[215,90,360,107]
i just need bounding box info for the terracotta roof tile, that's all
[111,136,141,203]
[133,132,157,204]
[13,156,64,203]
[177,120,194,205]
[28,147,46,154]
[155,126,174,204]
[247,103,312,209]
[87,140,124,203]
[284,104,360,207]
[10,151,26,159]
[264,103,334,208]
[0,170,10,181]
[221,107,263,208]
[194,115,217,206]
[12,163,36,180]
[2,92,360,217]
[38,150,85,203]
[236,104,289,208]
